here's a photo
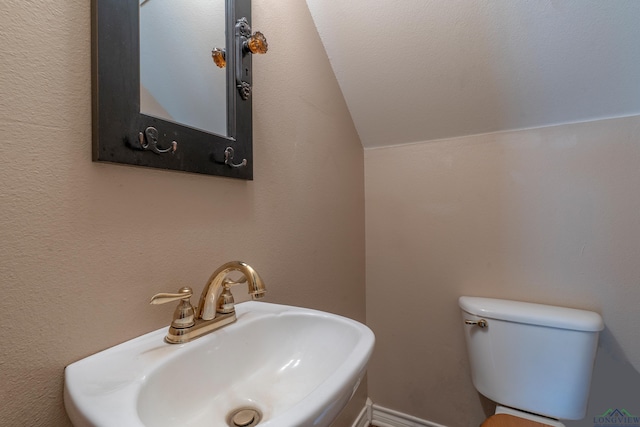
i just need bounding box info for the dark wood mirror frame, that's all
[91,0,253,180]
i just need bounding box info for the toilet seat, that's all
[490,405,565,427]
[482,414,553,427]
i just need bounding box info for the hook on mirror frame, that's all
[224,147,247,168]
[137,127,177,155]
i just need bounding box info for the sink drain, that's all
[226,407,262,427]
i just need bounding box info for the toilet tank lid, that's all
[459,296,604,332]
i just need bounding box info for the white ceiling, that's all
[305,0,640,149]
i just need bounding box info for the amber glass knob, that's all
[246,32,268,54]
[211,48,226,68]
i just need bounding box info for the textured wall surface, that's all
[365,116,640,426]
[4,0,639,426]
[0,0,366,425]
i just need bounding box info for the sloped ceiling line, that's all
[305,0,640,148]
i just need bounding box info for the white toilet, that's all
[459,296,604,427]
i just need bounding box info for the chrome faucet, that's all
[150,261,266,344]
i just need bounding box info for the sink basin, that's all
[64,301,375,427]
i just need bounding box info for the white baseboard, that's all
[351,399,374,427]
[351,399,448,427]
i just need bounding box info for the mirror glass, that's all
[139,0,228,137]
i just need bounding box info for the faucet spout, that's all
[197,261,266,320]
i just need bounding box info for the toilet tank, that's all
[459,296,603,420]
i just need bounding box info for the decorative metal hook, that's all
[224,147,247,168]
[137,127,177,155]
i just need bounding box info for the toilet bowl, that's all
[459,296,603,427]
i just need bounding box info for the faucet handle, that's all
[150,286,193,304]
[214,275,251,314]
[216,281,238,314]
[150,287,195,329]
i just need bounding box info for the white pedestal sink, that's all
[64,302,374,427]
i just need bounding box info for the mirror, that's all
[140,0,228,137]
[92,0,257,180]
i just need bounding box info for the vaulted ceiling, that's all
[305,0,640,148]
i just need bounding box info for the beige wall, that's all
[0,1,365,426]
[365,115,640,426]
[4,0,639,426]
